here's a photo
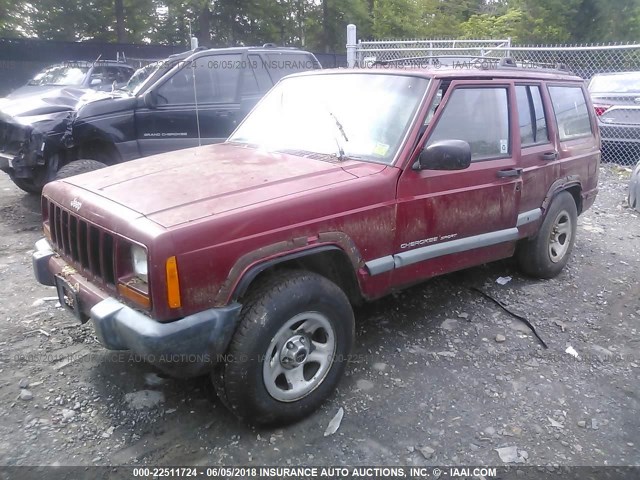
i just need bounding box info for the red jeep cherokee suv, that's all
[33,65,600,424]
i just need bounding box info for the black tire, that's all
[55,159,107,180]
[516,191,578,279]
[9,175,44,195]
[214,270,354,425]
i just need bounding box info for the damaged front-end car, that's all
[0,88,84,193]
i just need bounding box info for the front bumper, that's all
[32,238,242,377]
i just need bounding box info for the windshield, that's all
[28,65,89,86]
[229,73,429,164]
[124,62,160,94]
[589,72,640,94]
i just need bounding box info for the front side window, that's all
[549,86,592,141]
[516,85,549,146]
[157,54,242,105]
[229,73,429,164]
[427,87,510,161]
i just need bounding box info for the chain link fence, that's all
[355,39,640,166]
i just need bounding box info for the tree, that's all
[372,0,423,39]
[460,8,526,42]
[0,0,27,38]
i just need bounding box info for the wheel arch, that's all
[230,245,364,306]
[76,138,121,166]
[542,176,583,216]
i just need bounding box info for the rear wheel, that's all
[516,191,578,279]
[55,159,107,180]
[214,270,354,425]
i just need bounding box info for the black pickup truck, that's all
[0,45,320,193]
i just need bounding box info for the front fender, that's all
[215,232,365,305]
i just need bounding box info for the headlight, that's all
[117,243,151,310]
[131,244,148,282]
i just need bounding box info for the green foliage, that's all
[372,0,423,39]
[2,0,640,49]
[460,9,526,42]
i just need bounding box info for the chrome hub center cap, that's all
[280,335,309,369]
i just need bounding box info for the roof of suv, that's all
[167,45,317,60]
[292,66,584,82]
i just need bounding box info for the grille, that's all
[47,199,117,286]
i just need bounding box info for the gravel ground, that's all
[0,165,638,468]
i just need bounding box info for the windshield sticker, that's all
[500,139,508,154]
[373,142,390,157]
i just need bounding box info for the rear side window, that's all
[549,86,592,140]
[427,87,510,161]
[264,53,319,82]
[516,85,549,146]
[249,54,273,91]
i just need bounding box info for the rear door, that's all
[514,83,558,233]
[262,52,320,84]
[237,54,273,119]
[393,80,522,286]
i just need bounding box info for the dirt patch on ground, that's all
[0,166,638,467]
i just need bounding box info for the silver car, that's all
[589,71,640,164]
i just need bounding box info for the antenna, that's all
[191,58,202,147]
[187,20,202,146]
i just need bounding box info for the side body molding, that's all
[365,209,542,277]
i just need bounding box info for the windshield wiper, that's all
[328,111,349,143]
[326,110,349,161]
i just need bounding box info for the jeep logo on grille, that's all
[70,198,82,211]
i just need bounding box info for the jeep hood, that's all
[0,87,89,120]
[51,143,386,228]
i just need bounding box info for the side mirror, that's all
[413,140,471,171]
[143,90,157,109]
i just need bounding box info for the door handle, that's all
[542,151,558,161]
[497,168,523,178]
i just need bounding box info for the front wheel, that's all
[214,270,354,425]
[9,175,44,194]
[516,191,578,279]
[55,159,107,180]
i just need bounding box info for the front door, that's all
[393,81,522,286]
[135,53,244,157]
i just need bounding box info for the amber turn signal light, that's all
[166,256,181,308]
[117,283,151,309]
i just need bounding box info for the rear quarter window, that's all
[549,86,592,141]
